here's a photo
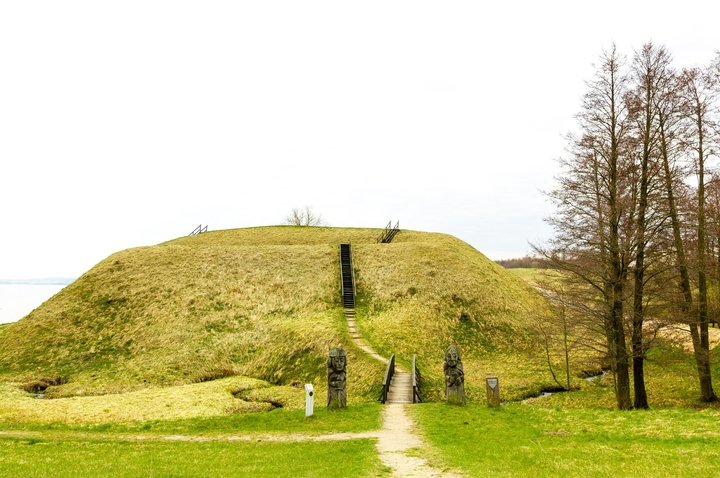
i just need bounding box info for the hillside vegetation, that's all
[0,226,557,422]
[353,232,557,400]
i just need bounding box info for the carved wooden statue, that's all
[327,347,347,409]
[444,345,466,405]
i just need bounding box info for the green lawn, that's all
[0,404,387,477]
[411,403,720,477]
[0,436,387,478]
[0,403,383,435]
[4,399,720,477]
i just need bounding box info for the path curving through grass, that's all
[344,306,459,476]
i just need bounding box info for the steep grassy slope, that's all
[0,226,555,414]
[353,232,555,401]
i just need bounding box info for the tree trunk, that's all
[632,263,649,409]
[563,308,571,391]
[694,103,717,402]
[659,105,716,402]
[631,63,653,410]
[608,60,632,410]
[611,289,632,410]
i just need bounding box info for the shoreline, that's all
[0,283,68,324]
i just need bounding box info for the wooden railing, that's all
[339,245,345,299]
[349,243,356,302]
[377,220,400,243]
[189,224,208,236]
[412,354,422,403]
[379,353,396,404]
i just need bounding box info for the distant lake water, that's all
[0,284,68,324]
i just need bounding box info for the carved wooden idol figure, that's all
[444,345,466,405]
[327,347,347,409]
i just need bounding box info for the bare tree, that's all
[625,42,674,409]
[679,64,719,402]
[533,277,601,392]
[284,206,326,226]
[539,46,634,409]
[540,44,720,407]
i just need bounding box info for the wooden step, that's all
[387,371,413,404]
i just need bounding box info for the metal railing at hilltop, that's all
[189,224,208,236]
[377,220,400,243]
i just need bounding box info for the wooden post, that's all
[486,376,500,406]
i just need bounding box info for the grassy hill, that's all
[0,226,557,422]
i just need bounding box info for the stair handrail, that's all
[377,221,392,243]
[377,220,400,243]
[349,242,356,300]
[379,353,396,404]
[189,224,208,236]
[388,220,400,242]
[339,244,346,299]
[412,354,422,403]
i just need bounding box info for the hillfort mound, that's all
[0,226,558,421]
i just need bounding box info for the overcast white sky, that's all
[1,1,718,279]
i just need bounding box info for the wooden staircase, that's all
[339,242,418,405]
[340,243,355,308]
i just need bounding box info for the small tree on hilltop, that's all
[285,206,326,226]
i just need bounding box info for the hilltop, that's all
[0,226,557,412]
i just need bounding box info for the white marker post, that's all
[304,383,314,417]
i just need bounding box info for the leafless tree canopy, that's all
[285,207,326,227]
[537,43,720,408]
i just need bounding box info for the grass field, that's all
[0,403,383,435]
[411,403,720,477]
[0,436,387,478]
[0,403,388,478]
[2,398,720,477]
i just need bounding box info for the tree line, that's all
[495,256,551,269]
[537,43,720,409]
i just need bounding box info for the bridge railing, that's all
[379,353,396,404]
[412,354,422,403]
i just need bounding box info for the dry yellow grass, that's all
[0,376,304,424]
[0,226,557,421]
[0,228,385,394]
[352,231,556,400]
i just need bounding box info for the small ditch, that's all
[18,376,68,399]
[521,385,574,400]
[233,390,284,411]
[583,370,608,382]
[520,370,610,401]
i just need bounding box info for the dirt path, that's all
[0,429,382,443]
[344,308,460,477]
[376,404,462,477]
[649,321,720,352]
